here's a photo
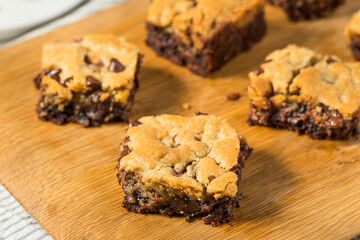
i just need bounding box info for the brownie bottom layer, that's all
[350,34,360,61]
[267,0,345,21]
[145,11,266,77]
[248,101,359,140]
[36,92,135,127]
[117,139,252,226]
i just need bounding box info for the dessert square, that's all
[247,44,360,139]
[117,114,252,226]
[267,0,345,21]
[34,34,142,127]
[145,0,266,77]
[345,10,360,61]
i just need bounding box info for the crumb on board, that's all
[224,93,241,101]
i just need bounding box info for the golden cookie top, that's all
[41,34,140,103]
[147,0,264,49]
[345,10,360,38]
[119,114,246,199]
[248,44,360,118]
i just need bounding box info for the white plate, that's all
[0,0,84,40]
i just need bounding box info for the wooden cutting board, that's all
[1,0,360,239]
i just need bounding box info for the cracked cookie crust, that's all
[34,34,142,127]
[116,114,252,226]
[247,44,360,139]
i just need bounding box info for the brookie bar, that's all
[117,114,252,226]
[145,0,266,77]
[247,44,360,140]
[34,34,142,127]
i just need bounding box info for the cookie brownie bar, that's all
[117,114,252,226]
[248,44,360,139]
[345,10,360,61]
[267,0,345,21]
[146,0,266,77]
[34,34,142,127]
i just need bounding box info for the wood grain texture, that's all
[1,0,360,239]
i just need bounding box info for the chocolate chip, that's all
[47,68,62,82]
[61,77,73,87]
[194,136,201,141]
[85,75,101,91]
[119,147,131,160]
[225,93,241,101]
[33,72,44,89]
[210,21,216,29]
[108,58,125,73]
[326,57,337,64]
[254,67,264,76]
[84,55,92,64]
[129,118,141,128]
[195,111,208,116]
[208,175,216,183]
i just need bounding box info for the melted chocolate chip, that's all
[129,118,141,128]
[47,68,62,82]
[195,111,208,116]
[210,21,216,29]
[119,147,131,160]
[61,77,73,87]
[108,58,125,73]
[84,55,92,64]
[328,112,343,128]
[208,175,216,183]
[225,93,241,101]
[34,72,44,89]
[85,76,101,91]
[326,57,337,64]
[254,67,264,76]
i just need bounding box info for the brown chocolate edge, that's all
[350,33,360,61]
[266,0,345,21]
[145,10,266,77]
[247,97,360,140]
[34,54,142,127]
[116,127,253,226]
